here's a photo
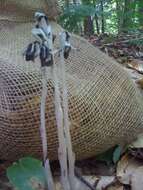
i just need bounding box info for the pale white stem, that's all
[39,17,53,49]
[40,17,71,190]
[52,61,70,190]
[45,159,55,190]
[61,53,76,190]
[40,68,48,161]
[37,13,72,190]
[40,67,55,190]
[59,34,76,190]
[34,14,56,190]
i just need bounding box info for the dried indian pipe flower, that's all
[64,45,71,59]
[61,31,72,59]
[24,41,40,61]
[40,44,53,67]
[32,27,48,43]
[35,12,48,24]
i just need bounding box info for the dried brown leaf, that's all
[127,59,143,74]
[136,78,143,89]
[116,154,142,185]
[123,68,142,82]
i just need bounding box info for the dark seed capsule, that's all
[25,41,40,62]
[65,31,70,42]
[37,33,45,42]
[52,34,56,43]
[40,45,53,67]
[37,15,48,25]
[25,43,36,61]
[64,45,71,59]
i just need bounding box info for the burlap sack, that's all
[0,0,143,161]
[0,0,60,21]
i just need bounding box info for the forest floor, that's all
[1,33,143,190]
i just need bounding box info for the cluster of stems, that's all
[26,12,77,190]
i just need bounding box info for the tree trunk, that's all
[95,13,100,34]
[73,0,81,4]
[65,0,70,7]
[116,0,124,34]
[121,0,135,33]
[100,0,105,34]
[138,0,143,28]
[84,16,94,36]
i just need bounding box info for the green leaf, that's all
[95,147,115,165]
[113,146,122,164]
[63,4,96,17]
[7,157,46,190]
[96,145,122,165]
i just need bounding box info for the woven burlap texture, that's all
[0,0,143,161]
[0,0,60,21]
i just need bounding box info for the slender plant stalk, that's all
[37,14,55,190]
[34,12,76,190]
[40,67,55,190]
[40,68,48,162]
[52,63,70,190]
[40,17,70,190]
[59,33,76,190]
